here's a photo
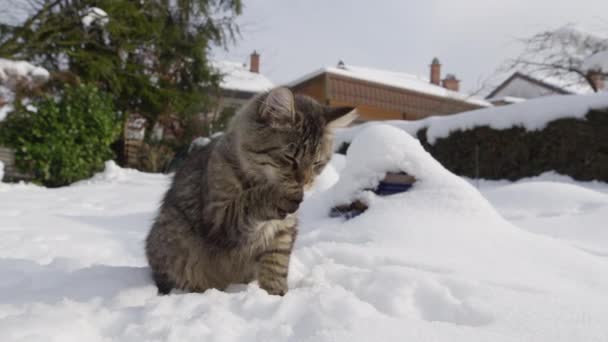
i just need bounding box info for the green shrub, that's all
[0,84,121,187]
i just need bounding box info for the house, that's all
[486,71,605,106]
[210,51,274,118]
[288,58,489,121]
[123,51,274,169]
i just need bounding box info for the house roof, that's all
[486,71,594,100]
[486,72,572,99]
[287,63,491,107]
[212,60,274,93]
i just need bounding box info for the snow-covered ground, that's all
[1,125,608,341]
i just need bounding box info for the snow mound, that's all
[75,161,151,185]
[336,92,608,146]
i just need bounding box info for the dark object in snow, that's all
[330,172,416,219]
[330,200,369,219]
[374,172,416,195]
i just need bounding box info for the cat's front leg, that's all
[256,221,297,296]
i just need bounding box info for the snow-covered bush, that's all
[0,84,121,187]
[337,93,608,181]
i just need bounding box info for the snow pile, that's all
[288,63,490,107]
[1,125,608,340]
[336,91,608,145]
[82,7,109,28]
[74,161,146,185]
[212,60,274,93]
[583,50,608,72]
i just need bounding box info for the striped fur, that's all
[145,87,356,296]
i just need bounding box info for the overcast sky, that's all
[212,0,608,93]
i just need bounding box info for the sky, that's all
[212,0,608,94]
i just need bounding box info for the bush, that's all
[416,109,608,181]
[336,109,608,182]
[0,84,121,187]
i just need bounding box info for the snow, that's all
[189,137,212,152]
[212,60,274,93]
[583,50,608,72]
[0,160,4,182]
[2,125,608,341]
[0,58,50,85]
[82,7,109,28]
[0,58,49,121]
[488,96,526,104]
[0,103,13,121]
[335,91,608,145]
[287,63,491,107]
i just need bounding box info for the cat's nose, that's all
[295,169,304,184]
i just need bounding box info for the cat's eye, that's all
[313,161,325,172]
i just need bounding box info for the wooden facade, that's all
[0,146,32,181]
[291,72,484,121]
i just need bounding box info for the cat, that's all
[145,87,357,296]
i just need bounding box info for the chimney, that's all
[430,57,441,85]
[250,50,260,73]
[588,70,605,91]
[442,74,460,92]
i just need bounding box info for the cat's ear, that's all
[259,87,295,127]
[325,106,358,129]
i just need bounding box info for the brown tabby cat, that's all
[145,87,356,296]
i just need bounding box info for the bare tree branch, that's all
[503,24,608,92]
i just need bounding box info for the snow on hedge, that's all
[0,58,49,85]
[0,58,50,121]
[336,92,608,146]
[2,124,608,340]
[82,7,109,28]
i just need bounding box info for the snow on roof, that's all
[212,60,274,93]
[583,50,608,72]
[487,71,594,98]
[336,92,608,146]
[287,63,491,107]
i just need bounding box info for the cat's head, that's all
[232,87,357,188]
